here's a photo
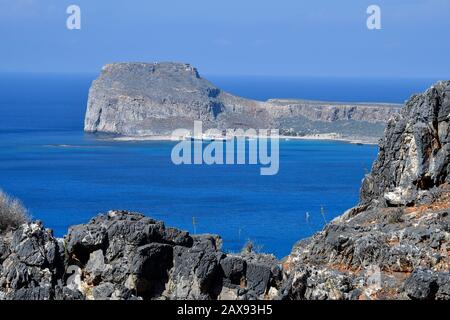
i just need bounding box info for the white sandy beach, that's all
[110,133,378,145]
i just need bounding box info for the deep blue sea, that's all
[0,73,439,257]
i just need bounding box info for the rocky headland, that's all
[84,62,401,143]
[0,79,449,300]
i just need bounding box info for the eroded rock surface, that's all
[281,81,450,300]
[0,222,63,300]
[361,81,450,206]
[0,211,282,300]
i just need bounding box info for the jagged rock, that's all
[63,211,180,299]
[278,267,309,300]
[282,82,450,300]
[7,286,53,300]
[165,235,222,300]
[0,202,447,301]
[54,284,85,300]
[84,249,110,284]
[220,256,246,285]
[92,282,115,300]
[436,273,450,300]
[304,268,353,300]
[0,222,62,300]
[130,243,173,297]
[163,227,193,247]
[0,210,283,300]
[278,266,355,300]
[66,223,107,264]
[241,252,281,297]
[361,81,450,207]
[404,269,439,300]
[0,237,9,262]
[216,252,282,300]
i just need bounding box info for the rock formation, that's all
[0,211,282,300]
[84,62,400,142]
[282,81,450,300]
[1,80,449,300]
[361,81,450,206]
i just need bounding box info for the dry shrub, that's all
[0,189,29,233]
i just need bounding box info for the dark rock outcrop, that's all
[0,222,63,300]
[282,206,449,300]
[0,211,282,300]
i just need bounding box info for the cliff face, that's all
[85,62,400,140]
[361,81,450,206]
[85,62,239,135]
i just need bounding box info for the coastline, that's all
[110,134,379,145]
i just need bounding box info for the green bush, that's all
[0,190,29,233]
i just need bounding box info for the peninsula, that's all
[84,62,401,144]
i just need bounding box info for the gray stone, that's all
[92,282,115,300]
[404,269,439,300]
[220,256,246,285]
[166,235,222,300]
[361,81,450,207]
[54,285,85,300]
[0,222,62,300]
[436,272,450,300]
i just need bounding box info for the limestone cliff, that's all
[361,81,450,206]
[85,62,400,140]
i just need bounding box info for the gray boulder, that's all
[165,234,222,300]
[0,222,62,300]
[404,269,439,300]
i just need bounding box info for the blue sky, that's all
[1,0,449,77]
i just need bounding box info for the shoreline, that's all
[110,134,379,145]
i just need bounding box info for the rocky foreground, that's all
[84,62,400,142]
[0,210,283,300]
[1,81,449,300]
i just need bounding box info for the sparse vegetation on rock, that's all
[0,190,29,234]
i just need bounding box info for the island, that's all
[84,62,401,144]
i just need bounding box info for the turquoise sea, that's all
[0,74,438,257]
